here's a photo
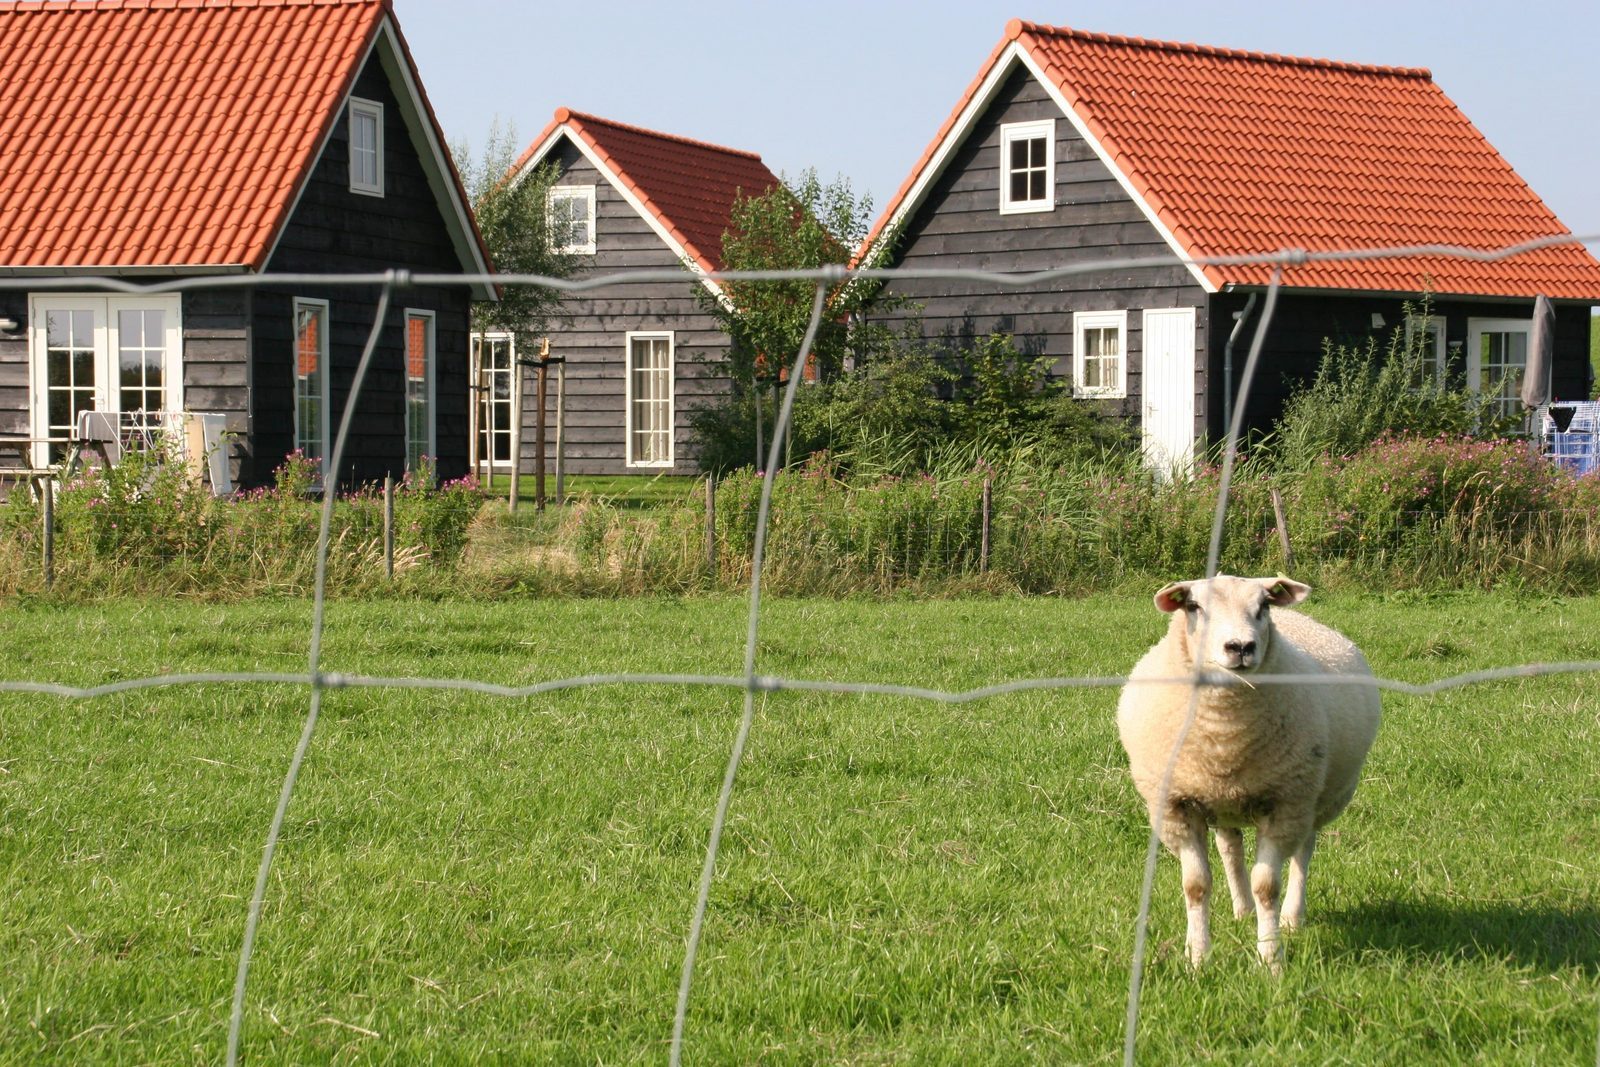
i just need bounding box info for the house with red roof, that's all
[858,19,1600,468]
[0,0,494,489]
[476,109,780,476]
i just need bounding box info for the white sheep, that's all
[1116,575,1380,968]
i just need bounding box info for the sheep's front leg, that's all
[1162,807,1212,967]
[1251,819,1311,971]
[1216,827,1253,919]
[1281,834,1316,930]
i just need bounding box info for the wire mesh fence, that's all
[1,238,1599,1065]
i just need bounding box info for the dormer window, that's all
[348,98,384,196]
[548,185,596,255]
[1000,119,1054,214]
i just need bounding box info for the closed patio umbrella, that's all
[1521,294,1556,409]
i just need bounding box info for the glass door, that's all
[1467,318,1532,424]
[469,332,516,481]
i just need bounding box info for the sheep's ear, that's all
[1154,582,1193,613]
[1263,577,1310,606]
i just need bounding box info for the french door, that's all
[27,294,183,466]
[1467,318,1532,424]
[469,332,516,478]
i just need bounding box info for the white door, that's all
[27,294,183,466]
[1141,307,1196,475]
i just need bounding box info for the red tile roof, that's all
[0,0,485,277]
[514,108,781,275]
[865,19,1600,300]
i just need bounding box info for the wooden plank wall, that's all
[531,139,733,476]
[865,64,1211,440]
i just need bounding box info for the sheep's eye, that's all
[1256,602,1269,619]
[1184,602,1201,615]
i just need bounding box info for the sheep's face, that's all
[1154,575,1310,672]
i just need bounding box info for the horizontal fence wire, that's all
[1,234,1598,1065]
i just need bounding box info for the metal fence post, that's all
[980,477,992,575]
[705,475,716,580]
[383,474,395,580]
[40,475,54,590]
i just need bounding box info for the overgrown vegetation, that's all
[0,448,481,598]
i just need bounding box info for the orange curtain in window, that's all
[407,316,427,380]
[296,312,320,377]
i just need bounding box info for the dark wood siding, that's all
[866,63,1211,441]
[253,52,472,489]
[0,292,27,436]
[528,137,734,476]
[1208,291,1596,442]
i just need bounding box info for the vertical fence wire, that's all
[226,276,398,1067]
[671,281,830,1067]
[1121,266,1287,1065]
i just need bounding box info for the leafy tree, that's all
[697,168,903,385]
[452,119,576,347]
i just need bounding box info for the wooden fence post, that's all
[980,477,992,574]
[40,475,54,590]
[383,474,395,580]
[1271,487,1293,572]
[705,475,716,580]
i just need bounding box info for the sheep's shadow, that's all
[1324,897,1600,975]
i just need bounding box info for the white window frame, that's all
[292,297,331,480]
[1405,313,1448,388]
[348,97,384,197]
[403,308,437,477]
[999,119,1055,215]
[1072,309,1128,399]
[548,184,597,255]
[1467,316,1533,423]
[625,330,674,469]
[26,293,183,467]
[469,331,517,476]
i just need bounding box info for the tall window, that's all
[470,332,516,475]
[348,98,384,196]
[293,298,329,475]
[548,185,596,254]
[404,310,435,477]
[626,331,673,468]
[1405,314,1448,388]
[1000,119,1054,214]
[1073,310,1127,398]
[27,294,182,465]
[1468,318,1532,423]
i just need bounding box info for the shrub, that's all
[1270,299,1517,470]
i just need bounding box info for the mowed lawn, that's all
[0,592,1597,1064]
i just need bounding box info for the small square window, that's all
[1073,310,1127,398]
[549,185,596,255]
[1000,119,1053,214]
[349,98,384,196]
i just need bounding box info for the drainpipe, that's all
[1223,292,1260,434]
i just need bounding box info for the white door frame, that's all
[27,293,183,467]
[1140,307,1197,476]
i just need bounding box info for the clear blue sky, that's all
[394,0,1600,244]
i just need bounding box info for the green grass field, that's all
[1,593,1597,1063]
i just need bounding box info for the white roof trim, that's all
[515,124,730,308]
[863,41,1215,294]
[1014,48,1215,294]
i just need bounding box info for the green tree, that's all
[452,119,576,348]
[697,168,903,385]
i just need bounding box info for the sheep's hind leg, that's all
[1250,821,1309,972]
[1216,827,1253,919]
[1281,833,1315,930]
